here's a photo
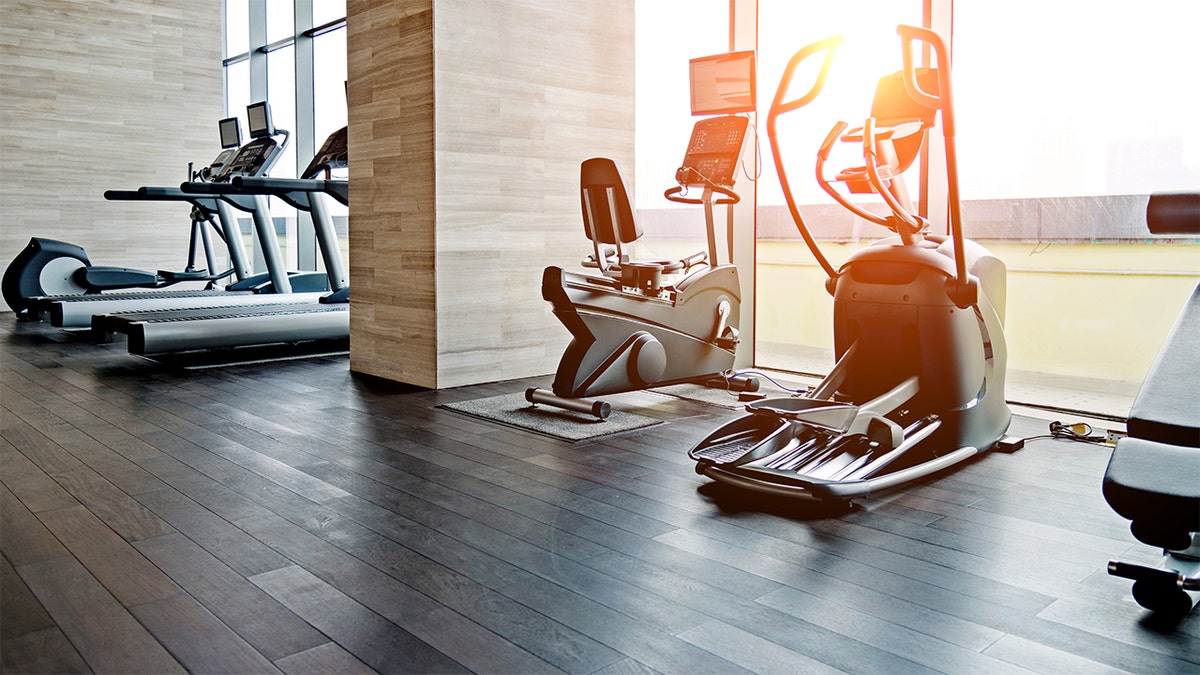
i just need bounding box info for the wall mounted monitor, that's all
[247,101,274,138]
[689,50,756,116]
[218,117,242,149]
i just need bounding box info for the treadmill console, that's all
[675,115,749,188]
[194,117,243,180]
[213,137,280,181]
[210,101,287,182]
[301,127,348,179]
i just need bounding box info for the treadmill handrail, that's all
[234,176,348,206]
[106,187,221,212]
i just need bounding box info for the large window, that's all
[634,0,729,211]
[222,0,348,276]
[631,1,1198,417]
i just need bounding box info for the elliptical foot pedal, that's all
[689,414,790,465]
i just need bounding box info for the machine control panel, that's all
[675,115,749,188]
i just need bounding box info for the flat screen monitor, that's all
[218,117,241,149]
[247,101,273,138]
[689,50,756,116]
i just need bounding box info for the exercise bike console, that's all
[675,115,749,187]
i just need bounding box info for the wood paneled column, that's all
[346,0,634,389]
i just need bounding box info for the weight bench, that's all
[1102,192,1200,616]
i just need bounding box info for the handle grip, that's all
[664,184,740,206]
[818,121,849,161]
[897,26,944,106]
[767,35,843,139]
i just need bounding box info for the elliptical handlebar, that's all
[897,26,954,136]
[766,35,843,140]
[897,24,976,308]
[815,120,892,229]
[862,117,925,239]
[767,35,844,281]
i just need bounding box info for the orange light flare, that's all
[762,28,929,208]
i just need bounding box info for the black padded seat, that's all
[1126,286,1200,448]
[1103,437,1200,550]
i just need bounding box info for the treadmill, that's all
[36,102,326,328]
[91,127,351,356]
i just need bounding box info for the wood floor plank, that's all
[133,531,327,661]
[0,626,90,674]
[0,483,71,567]
[756,585,1020,673]
[36,504,181,606]
[654,529,1006,653]
[676,620,847,674]
[1,399,89,476]
[237,511,613,673]
[47,467,175,542]
[134,487,293,577]
[273,641,375,675]
[981,633,1129,674]
[249,565,470,674]
[14,555,186,674]
[129,592,282,674]
[0,554,55,641]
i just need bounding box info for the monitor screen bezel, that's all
[247,101,274,138]
[689,50,757,116]
[218,117,242,149]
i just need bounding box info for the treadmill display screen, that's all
[218,117,241,149]
[247,101,272,138]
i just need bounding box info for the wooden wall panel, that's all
[347,0,634,388]
[0,1,223,289]
[346,0,438,386]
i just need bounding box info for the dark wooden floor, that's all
[1,318,1197,674]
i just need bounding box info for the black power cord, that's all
[1021,420,1111,446]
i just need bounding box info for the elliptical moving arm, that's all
[898,24,976,308]
[815,120,891,229]
[767,35,844,282]
[861,118,925,241]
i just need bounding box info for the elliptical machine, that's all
[2,116,258,319]
[688,27,1012,501]
[526,114,758,420]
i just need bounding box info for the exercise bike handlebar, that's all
[897,24,976,308]
[663,184,739,206]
